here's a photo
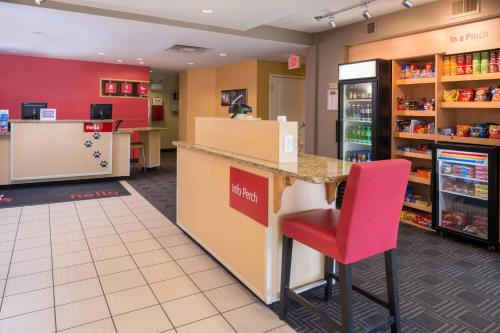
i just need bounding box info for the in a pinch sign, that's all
[229,167,269,227]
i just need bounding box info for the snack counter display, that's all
[433,143,499,250]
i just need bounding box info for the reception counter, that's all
[0,120,131,186]
[175,117,352,304]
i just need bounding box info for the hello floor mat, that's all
[0,180,130,209]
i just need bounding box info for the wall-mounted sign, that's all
[152,97,163,106]
[288,55,301,70]
[229,167,268,227]
[83,122,113,132]
[445,21,498,54]
[138,84,149,96]
[105,82,117,94]
[121,82,133,94]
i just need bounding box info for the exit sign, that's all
[288,55,300,70]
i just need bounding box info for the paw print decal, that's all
[93,133,101,140]
[93,151,102,159]
[84,140,93,148]
[100,160,108,168]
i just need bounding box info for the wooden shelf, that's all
[401,220,435,232]
[409,175,431,185]
[396,78,436,85]
[396,151,432,160]
[394,110,436,117]
[403,201,432,213]
[436,135,500,146]
[394,132,436,140]
[441,101,500,109]
[441,72,500,82]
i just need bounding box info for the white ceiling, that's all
[0,2,309,72]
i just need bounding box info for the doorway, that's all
[269,75,306,152]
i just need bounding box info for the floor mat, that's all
[0,180,129,208]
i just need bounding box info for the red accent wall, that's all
[0,54,149,128]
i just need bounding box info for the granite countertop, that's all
[174,141,352,184]
[10,120,114,123]
[117,127,171,133]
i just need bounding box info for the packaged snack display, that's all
[450,55,458,75]
[465,53,473,75]
[472,52,481,74]
[492,86,500,101]
[457,54,465,75]
[441,163,452,175]
[443,56,450,76]
[442,178,475,196]
[490,51,498,73]
[455,125,471,137]
[438,128,456,136]
[475,184,488,199]
[489,125,500,139]
[446,49,499,75]
[415,168,432,179]
[396,97,435,111]
[443,89,459,102]
[475,166,488,180]
[481,51,489,74]
[452,165,474,178]
[442,211,466,228]
[396,143,432,156]
[458,88,474,101]
[473,86,491,101]
[470,124,489,138]
[400,63,435,79]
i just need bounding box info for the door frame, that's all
[268,74,306,122]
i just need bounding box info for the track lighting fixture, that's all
[328,16,336,29]
[34,0,47,5]
[362,8,371,20]
[401,0,413,8]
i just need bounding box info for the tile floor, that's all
[0,182,295,333]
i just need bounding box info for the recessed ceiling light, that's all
[136,57,143,61]
[149,70,153,73]
[98,52,105,55]
[138,61,145,65]
[201,9,214,14]
[30,31,43,35]
[116,59,123,63]
[219,53,227,57]
[188,62,195,65]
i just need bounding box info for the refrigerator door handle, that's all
[336,120,340,143]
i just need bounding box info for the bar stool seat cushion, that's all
[283,209,342,261]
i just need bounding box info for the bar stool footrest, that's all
[327,272,389,309]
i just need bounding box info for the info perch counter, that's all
[175,117,352,304]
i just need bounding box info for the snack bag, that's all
[443,89,459,102]
[458,88,474,102]
[456,125,471,137]
[474,87,491,101]
[489,125,500,139]
[492,86,500,102]
[470,124,489,138]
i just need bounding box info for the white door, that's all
[269,75,306,152]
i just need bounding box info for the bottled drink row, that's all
[345,104,372,121]
[345,125,372,144]
[347,87,372,100]
[344,150,372,163]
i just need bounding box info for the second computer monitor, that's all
[90,104,112,120]
[21,102,48,120]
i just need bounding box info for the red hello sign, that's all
[83,122,113,132]
[229,167,268,227]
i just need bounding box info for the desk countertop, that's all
[174,141,352,184]
[118,127,170,133]
[10,120,113,123]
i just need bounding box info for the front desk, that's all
[0,120,131,186]
[175,117,352,304]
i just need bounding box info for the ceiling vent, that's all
[360,21,376,37]
[450,0,480,19]
[165,44,209,54]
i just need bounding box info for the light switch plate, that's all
[283,135,294,154]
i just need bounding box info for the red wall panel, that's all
[0,54,149,128]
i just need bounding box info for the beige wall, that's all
[149,72,179,149]
[178,68,216,141]
[257,60,306,120]
[215,60,258,117]
[306,0,500,157]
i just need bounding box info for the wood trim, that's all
[273,173,295,213]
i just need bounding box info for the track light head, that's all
[34,0,48,4]
[328,16,336,29]
[362,9,371,20]
[401,0,413,8]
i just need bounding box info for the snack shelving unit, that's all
[392,51,500,234]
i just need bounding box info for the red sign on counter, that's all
[229,167,268,227]
[83,122,113,132]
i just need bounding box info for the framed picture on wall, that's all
[221,89,247,106]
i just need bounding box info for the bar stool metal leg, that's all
[279,236,293,320]
[324,256,334,301]
[339,263,354,333]
[385,249,401,333]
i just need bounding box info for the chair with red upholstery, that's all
[279,159,411,333]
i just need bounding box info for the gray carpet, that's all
[128,151,500,333]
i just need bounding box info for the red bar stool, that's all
[279,159,411,333]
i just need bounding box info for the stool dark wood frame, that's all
[279,236,401,333]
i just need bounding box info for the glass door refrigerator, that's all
[433,143,499,250]
[337,59,392,163]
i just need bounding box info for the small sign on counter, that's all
[83,122,113,132]
[229,167,268,227]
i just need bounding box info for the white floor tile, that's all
[55,278,103,306]
[162,293,218,327]
[140,262,184,284]
[176,315,235,333]
[0,287,53,319]
[58,318,115,333]
[95,255,137,276]
[165,243,204,260]
[54,263,97,285]
[4,270,53,296]
[125,239,162,254]
[176,254,219,274]
[132,249,172,268]
[189,268,236,292]
[8,257,52,278]
[150,276,199,303]
[105,285,158,316]
[223,302,285,333]
[204,283,257,313]
[91,244,128,261]
[53,250,93,269]
[100,269,146,294]
[56,296,110,331]
[113,305,172,333]
[0,308,55,333]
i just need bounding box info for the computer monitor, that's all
[90,104,112,120]
[21,102,47,120]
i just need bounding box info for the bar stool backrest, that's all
[336,159,411,264]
